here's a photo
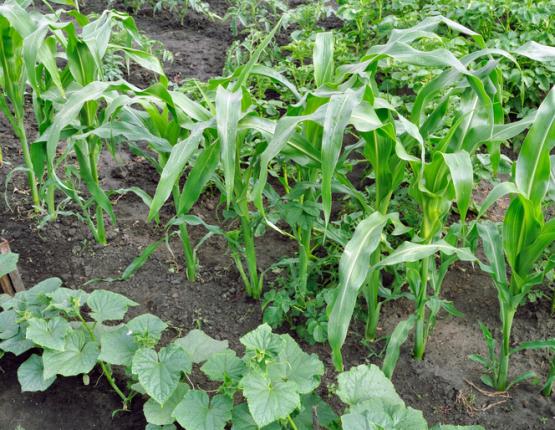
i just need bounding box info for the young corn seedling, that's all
[34,9,165,243]
[326,17,491,369]
[142,20,283,291]
[327,16,553,368]
[0,1,64,211]
[472,86,555,391]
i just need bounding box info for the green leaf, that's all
[241,370,300,428]
[477,222,507,286]
[515,41,555,63]
[0,252,18,278]
[515,86,555,206]
[25,317,71,351]
[232,18,282,91]
[336,364,403,407]
[382,315,416,379]
[477,182,518,219]
[144,383,189,426]
[215,86,242,206]
[377,240,476,269]
[172,390,232,430]
[178,141,220,214]
[342,399,427,430]
[87,290,138,323]
[201,349,245,382]
[0,310,18,339]
[231,403,282,430]
[442,151,473,222]
[313,32,334,87]
[175,329,228,364]
[240,324,283,357]
[43,330,99,379]
[278,334,324,394]
[321,90,361,226]
[294,394,338,430]
[98,325,139,366]
[328,212,387,370]
[132,345,191,405]
[17,354,56,392]
[127,314,168,343]
[148,122,208,220]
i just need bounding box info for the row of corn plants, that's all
[1,0,553,413]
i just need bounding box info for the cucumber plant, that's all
[0,267,486,429]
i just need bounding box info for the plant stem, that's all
[363,254,381,341]
[287,415,299,430]
[15,123,40,211]
[76,311,129,405]
[495,304,516,391]
[240,213,260,298]
[47,183,56,220]
[542,358,554,397]
[414,255,430,360]
[297,226,311,299]
[172,185,196,281]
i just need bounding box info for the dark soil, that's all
[1,2,554,430]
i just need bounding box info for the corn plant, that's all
[84,21,286,288]
[325,17,555,369]
[31,9,166,243]
[471,86,555,391]
[0,0,65,211]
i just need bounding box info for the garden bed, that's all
[0,1,554,430]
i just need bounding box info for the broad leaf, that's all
[98,325,139,366]
[25,317,71,351]
[336,364,403,407]
[201,349,245,382]
[144,383,189,426]
[87,290,138,323]
[172,390,232,430]
[127,314,167,343]
[175,329,228,364]
[278,334,324,394]
[132,345,191,405]
[240,324,283,357]
[43,330,99,378]
[17,354,56,392]
[241,370,300,427]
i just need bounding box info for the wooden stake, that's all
[0,239,25,295]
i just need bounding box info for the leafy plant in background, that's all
[472,86,555,392]
[153,0,219,24]
[0,269,486,429]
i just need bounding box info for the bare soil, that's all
[0,2,554,429]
